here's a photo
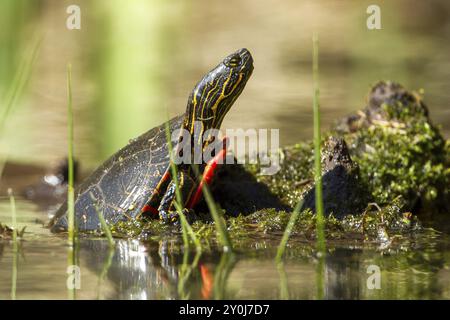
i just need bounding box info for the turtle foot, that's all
[159,208,197,225]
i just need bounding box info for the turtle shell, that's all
[49,115,184,232]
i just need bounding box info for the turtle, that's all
[49,48,254,232]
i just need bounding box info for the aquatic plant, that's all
[275,199,304,262]
[177,249,202,299]
[0,41,40,128]
[213,252,236,299]
[66,64,78,300]
[89,0,170,159]
[275,34,324,264]
[8,188,18,300]
[164,120,201,251]
[312,34,325,257]
[191,164,233,252]
[277,262,289,299]
[67,64,75,245]
[90,192,115,248]
[0,38,41,179]
[96,247,115,299]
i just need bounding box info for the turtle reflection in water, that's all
[50,48,254,232]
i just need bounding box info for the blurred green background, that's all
[1,0,449,169]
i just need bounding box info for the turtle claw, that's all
[159,210,179,224]
[158,210,171,223]
[159,208,196,225]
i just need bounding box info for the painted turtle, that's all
[50,48,254,232]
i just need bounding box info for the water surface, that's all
[1,195,450,300]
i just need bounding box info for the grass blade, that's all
[90,192,115,248]
[313,34,325,254]
[67,63,76,246]
[277,261,289,300]
[190,164,233,252]
[275,199,304,262]
[0,38,41,134]
[177,248,202,299]
[213,251,235,299]
[8,188,18,300]
[66,63,77,300]
[164,120,201,250]
[0,38,41,182]
[313,33,326,300]
[96,246,115,300]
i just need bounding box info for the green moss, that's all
[344,101,449,211]
[110,218,171,239]
[109,196,415,246]
[247,141,315,207]
[249,83,449,214]
[233,196,417,241]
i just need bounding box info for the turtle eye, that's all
[225,54,241,67]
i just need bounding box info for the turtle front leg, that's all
[158,169,197,223]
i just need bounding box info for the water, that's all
[1,193,450,300]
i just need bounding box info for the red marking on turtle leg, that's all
[141,204,159,216]
[200,264,213,299]
[141,169,172,218]
[187,137,228,209]
[160,170,171,182]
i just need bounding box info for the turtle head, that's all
[185,48,254,134]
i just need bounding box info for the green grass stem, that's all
[316,251,325,299]
[67,63,75,246]
[277,262,289,300]
[213,251,235,299]
[0,38,41,134]
[190,164,233,252]
[89,192,115,248]
[0,38,41,181]
[97,246,115,299]
[275,198,304,262]
[177,248,202,299]
[8,188,17,300]
[66,63,77,300]
[312,34,325,254]
[164,120,201,250]
[313,33,326,299]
